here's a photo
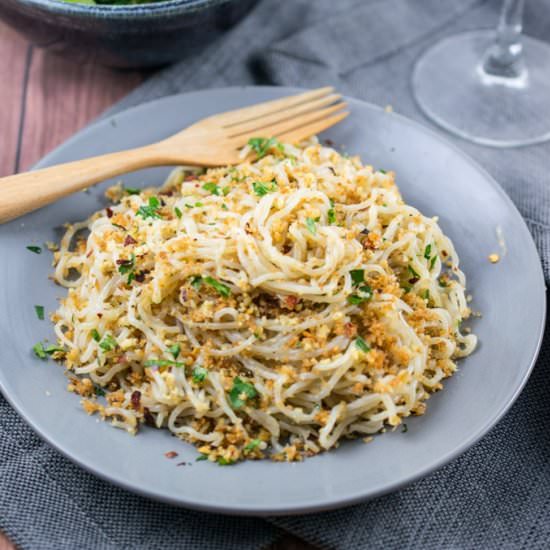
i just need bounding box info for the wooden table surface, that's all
[0,20,315,550]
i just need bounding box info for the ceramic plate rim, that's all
[0,86,545,516]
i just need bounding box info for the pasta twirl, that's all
[50,138,476,464]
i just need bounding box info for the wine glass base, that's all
[413,30,550,148]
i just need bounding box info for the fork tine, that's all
[229,103,348,147]
[213,87,334,126]
[226,94,342,136]
[276,112,350,144]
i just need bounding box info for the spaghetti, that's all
[50,137,476,463]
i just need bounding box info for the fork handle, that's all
[0,144,171,224]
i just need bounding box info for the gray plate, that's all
[0,87,545,516]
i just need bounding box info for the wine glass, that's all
[412,0,550,147]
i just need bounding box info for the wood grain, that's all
[1,87,347,223]
[18,45,143,172]
[0,533,12,550]
[0,23,28,177]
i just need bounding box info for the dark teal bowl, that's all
[0,0,258,68]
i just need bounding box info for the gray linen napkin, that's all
[2,1,550,548]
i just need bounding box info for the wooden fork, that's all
[0,87,348,224]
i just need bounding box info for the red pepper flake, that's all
[97,313,103,318]
[134,270,149,283]
[106,207,113,218]
[343,323,357,338]
[143,407,155,426]
[324,139,335,146]
[124,235,137,246]
[131,390,141,411]
[184,175,196,182]
[165,451,179,459]
[408,277,420,284]
[282,295,299,310]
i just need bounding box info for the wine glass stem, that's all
[484,0,525,78]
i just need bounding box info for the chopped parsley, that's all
[192,365,208,383]
[32,343,47,359]
[117,253,136,284]
[423,244,438,270]
[216,457,235,466]
[143,358,185,368]
[347,284,373,305]
[327,208,336,224]
[94,386,106,397]
[204,276,231,298]
[168,343,180,359]
[124,187,141,195]
[34,305,45,320]
[350,269,364,286]
[222,186,231,196]
[91,329,101,342]
[378,168,387,174]
[421,289,430,301]
[174,207,182,219]
[402,423,408,433]
[407,265,420,279]
[305,217,318,235]
[355,337,370,353]
[26,245,42,254]
[137,196,162,220]
[229,377,258,409]
[244,439,262,452]
[248,137,283,159]
[202,182,220,195]
[252,180,277,197]
[190,275,203,290]
[99,334,117,352]
[33,342,65,359]
[196,454,208,462]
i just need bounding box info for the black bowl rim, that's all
[14,0,234,18]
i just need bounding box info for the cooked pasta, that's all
[50,137,476,463]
